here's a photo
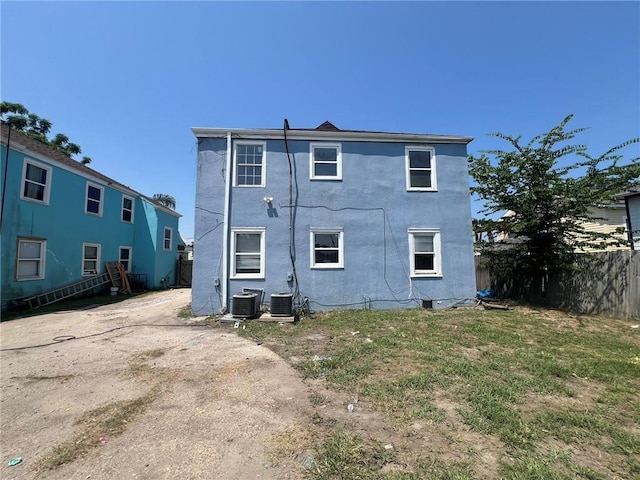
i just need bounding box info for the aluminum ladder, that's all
[22,273,112,309]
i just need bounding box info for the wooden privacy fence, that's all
[476,251,640,320]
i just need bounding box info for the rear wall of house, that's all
[192,137,476,315]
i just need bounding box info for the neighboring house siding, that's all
[1,126,181,310]
[192,132,476,315]
[579,205,628,252]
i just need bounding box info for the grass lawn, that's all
[238,307,640,479]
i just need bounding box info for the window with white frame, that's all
[119,246,132,273]
[234,142,266,187]
[16,238,46,280]
[163,227,173,251]
[310,143,342,180]
[85,183,104,216]
[82,243,101,276]
[406,146,437,191]
[408,229,442,276]
[21,159,52,204]
[310,228,344,268]
[122,195,134,223]
[231,228,265,278]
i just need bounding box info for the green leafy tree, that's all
[469,115,640,286]
[152,193,176,210]
[1,101,89,163]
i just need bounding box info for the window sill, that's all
[20,197,50,205]
[310,177,342,181]
[311,265,344,270]
[16,277,45,282]
[231,275,265,280]
[411,273,443,278]
[407,188,438,192]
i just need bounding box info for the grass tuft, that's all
[36,387,159,470]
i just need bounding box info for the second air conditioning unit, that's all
[270,293,293,316]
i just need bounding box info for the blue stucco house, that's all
[1,123,181,311]
[191,121,476,316]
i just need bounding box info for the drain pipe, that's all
[220,131,233,313]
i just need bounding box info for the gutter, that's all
[220,132,232,312]
[191,127,474,145]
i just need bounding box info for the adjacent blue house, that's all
[1,123,181,311]
[191,121,476,316]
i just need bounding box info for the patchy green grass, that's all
[239,307,640,479]
[36,387,159,470]
[177,302,193,318]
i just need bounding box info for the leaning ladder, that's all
[22,273,112,309]
[105,262,132,294]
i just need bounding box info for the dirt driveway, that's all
[1,289,315,479]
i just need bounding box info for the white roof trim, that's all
[191,127,473,144]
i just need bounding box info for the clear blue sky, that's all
[2,1,639,241]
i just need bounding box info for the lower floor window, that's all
[16,238,46,280]
[409,228,442,276]
[231,228,265,278]
[83,243,101,276]
[119,246,132,273]
[311,228,344,268]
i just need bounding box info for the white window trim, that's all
[405,146,437,192]
[82,242,101,276]
[408,228,442,277]
[119,246,133,273]
[310,142,342,180]
[233,141,267,188]
[230,227,266,279]
[16,237,46,281]
[163,227,173,251]
[20,158,52,205]
[122,194,135,223]
[85,182,104,216]
[310,228,344,269]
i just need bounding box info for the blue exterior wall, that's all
[192,135,476,315]
[1,134,180,310]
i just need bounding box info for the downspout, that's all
[0,125,11,234]
[220,132,233,312]
[625,196,634,251]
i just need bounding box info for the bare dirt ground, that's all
[0,289,317,479]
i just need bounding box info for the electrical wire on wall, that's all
[283,119,303,311]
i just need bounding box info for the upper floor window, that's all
[122,195,134,223]
[406,146,437,191]
[310,143,342,180]
[82,243,101,276]
[85,183,104,216]
[234,142,266,187]
[310,228,344,269]
[408,228,442,277]
[230,228,265,279]
[21,159,51,204]
[163,227,173,251]
[16,238,46,280]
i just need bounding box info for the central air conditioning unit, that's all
[270,293,293,316]
[231,292,259,318]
